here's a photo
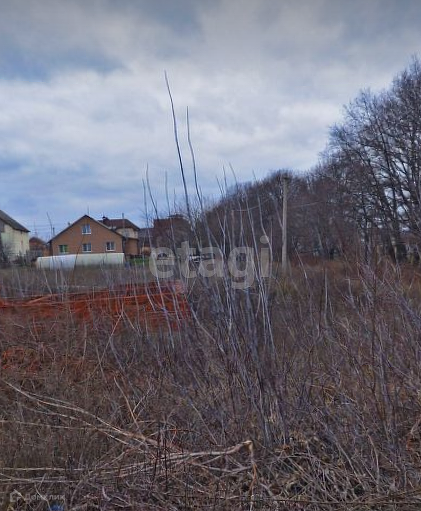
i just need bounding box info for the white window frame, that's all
[106,241,116,252]
[81,224,91,235]
[58,244,68,254]
[82,243,92,253]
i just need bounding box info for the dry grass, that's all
[1,259,421,509]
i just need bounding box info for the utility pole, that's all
[282,176,289,275]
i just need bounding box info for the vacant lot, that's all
[1,260,421,510]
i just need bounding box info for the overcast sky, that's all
[1,0,421,237]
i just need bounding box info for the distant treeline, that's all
[195,57,421,263]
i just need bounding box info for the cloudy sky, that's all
[1,0,421,237]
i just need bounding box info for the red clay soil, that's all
[0,280,190,329]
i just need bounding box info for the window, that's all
[59,244,68,254]
[106,241,115,251]
[81,224,91,234]
[82,243,92,253]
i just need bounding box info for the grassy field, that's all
[0,265,154,297]
[1,260,421,509]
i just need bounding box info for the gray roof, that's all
[0,209,29,232]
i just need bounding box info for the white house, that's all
[0,209,30,261]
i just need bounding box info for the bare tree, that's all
[327,57,421,261]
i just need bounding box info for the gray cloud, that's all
[0,0,421,232]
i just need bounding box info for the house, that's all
[46,213,194,263]
[99,216,149,256]
[0,209,30,262]
[47,214,134,257]
[137,228,152,256]
[153,214,192,248]
[29,236,47,261]
[100,216,140,238]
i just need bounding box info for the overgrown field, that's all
[1,261,421,510]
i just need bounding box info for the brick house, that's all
[100,216,139,238]
[99,216,150,255]
[153,214,192,248]
[48,215,139,257]
[29,236,47,261]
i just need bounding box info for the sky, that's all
[1,0,421,239]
